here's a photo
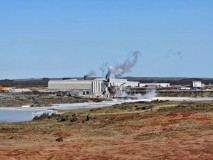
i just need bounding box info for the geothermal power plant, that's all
[48,77,139,97]
[1,51,211,97]
[48,51,141,97]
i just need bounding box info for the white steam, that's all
[99,62,108,77]
[114,85,128,97]
[106,51,140,78]
[135,87,157,99]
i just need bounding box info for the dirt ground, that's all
[1,101,213,159]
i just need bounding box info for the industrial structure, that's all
[9,88,31,93]
[139,83,171,88]
[48,78,139,97]
[192,81,202,88]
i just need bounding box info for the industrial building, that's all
[108,78,139,88]
[192,81,202,88]
[48,78,139,97]
[192,81,206,89]
[9,88,31,93]
[139,83,171,88]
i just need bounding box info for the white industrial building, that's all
[48,79,103,96]
[9,88,31,93]
[108,78,139,87]
[48,78,139,97]
[139,83,171,88]
[192,81,202,88]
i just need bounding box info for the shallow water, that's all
[0,107,52,122]
[1,97,213,122]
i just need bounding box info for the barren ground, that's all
[1,101,213,159]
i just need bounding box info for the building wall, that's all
[192,81,202,88]
[9,88,31,92]
[108,79,139,87]
[92,80,102,95]
[139,83,171,87]
[48,80,92,91]
[125,81,139,87]
[108,79,127,87]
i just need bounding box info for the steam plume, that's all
[99,62,108,77]
[106,51,140,78]
[135,87,157,99]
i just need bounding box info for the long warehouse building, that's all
[48,78,139,97]
[48,79,103,96]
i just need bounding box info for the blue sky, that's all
[0,0,213,79]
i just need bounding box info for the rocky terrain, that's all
[1,90,213,107]
[0,78,49,88]
[0,92,108,107]
[1,100,213,159]
[157,90,213,97]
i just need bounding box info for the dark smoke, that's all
[99,62,108,77]
[106,51,140,78]
[84,70,96,79]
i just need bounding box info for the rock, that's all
[33,113,50,121]
[60,116,68,122]
[33,116,40,121]
[56,136,65,142]
[86,114,90,121]
[70,114,78,122]
[50,113,60,118]
[39,113,49,119]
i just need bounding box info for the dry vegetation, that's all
[1,100,213,159]
[158,90,213,97]
[0,93,107,107]
[1,90,213,108]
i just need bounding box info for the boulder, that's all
[56,136,65,142]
